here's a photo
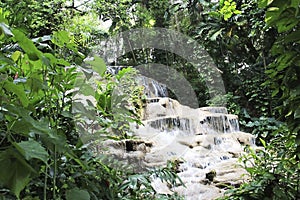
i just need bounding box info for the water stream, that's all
[132,97,255,199]
[102,67,256,199]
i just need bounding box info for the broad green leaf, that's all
[12,29,42,61]
[258,0,268,8]
[3,81,29,107]
[283,29,300,43]
[265,0,287,25]
[86,56,107,77]
[43,53,57,66]
[11,51,22,62]
[26,72,44,93]
[14,140,49,163]
[10,119,32,136]
[270,44,284,56]
[0,55,14,67]
[80,83,95,96]
[40,129,67,153]
[276,52,296,71]
[52,30,70,47]
[57,58,70,66]
[66,188,90,200]
[276,16,298,33]
[0,149,35,199]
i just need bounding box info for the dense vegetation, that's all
[0,0,299,199]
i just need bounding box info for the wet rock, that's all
[151,178,173,195]
[102,97,255,199]
[206,170,217,181]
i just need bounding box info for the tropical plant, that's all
[221,133,299,199]
[0,10,183,199]
[219,0,300,199]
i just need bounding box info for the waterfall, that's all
[130,97,256,199]
[138,76,168,98]
[107,66,168,98]
[100,67,256,199]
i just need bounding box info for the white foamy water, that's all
[130,97,256,199]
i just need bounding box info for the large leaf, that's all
[0,149,35,199]
[86,56,107,77]
[80,83,95,96]
[26,72,44,93]
[11,51,22,62]
[4,105,49,134]
[3,81,29,107]
[12,29,42,61]
[51,30,70,47]
[276,52,296,71]
[276,14,298,33]
[14,140,49,163]
[284,29,300,43]
[40,129,67,153]
[65,188,90,200]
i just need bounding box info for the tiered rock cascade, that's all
[102,97,256,199]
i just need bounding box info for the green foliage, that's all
[0,18,86,198]
[173,0,276,116]
[63,12,108,49]
[2,0,300,199]
[119,160,184,200]
[93,0,170,32]
[221,131,299,199]
[0,16,182,200]
[242,116,283,143]
[219,0,242,21]
[65,188,90,200]
[0,149,34,199]
[261,0,300,159]
[0,0,72,37]
[74,65,145,142]
[218,0,300,199]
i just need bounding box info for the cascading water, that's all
[138,76,168,98]
[107,66,168,98]
[101,67,256,199]
[129,97,256,199]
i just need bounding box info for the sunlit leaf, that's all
[86,56,107,77]
[11,51,22,62]
[66,188,90,200]
[259,138,267,148]
[3,81,29,107]
[12,29,42,61]
[52,30,70,47]
[14,140,49,163]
